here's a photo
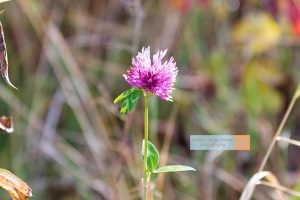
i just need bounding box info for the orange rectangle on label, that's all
[234,135,250,150]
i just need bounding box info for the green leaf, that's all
[114,88,139,104]
[153,165,196,173]
[114,88,142,114]
[119,89,141,114]
[142,140,159,172]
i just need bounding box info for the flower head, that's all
[123,47,178,101]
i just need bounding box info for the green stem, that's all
[143,93,150,200]
[258,83,300,172]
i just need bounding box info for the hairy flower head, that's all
[123,47,178,101]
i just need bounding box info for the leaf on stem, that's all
[0,168,32,200]
[142,140,159,172]
[114,88,141,114]
[153,165,196,173]
[114,88,137,103]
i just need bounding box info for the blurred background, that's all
[0,0,300,199]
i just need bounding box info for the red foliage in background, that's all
[287,0,300,36]
[170,0,208,13]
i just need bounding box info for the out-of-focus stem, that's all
[258,83,300,172]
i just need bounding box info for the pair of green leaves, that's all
[142,140,196,174]
[114,88,142,114]
[114,88,196,173]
